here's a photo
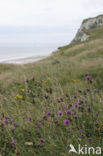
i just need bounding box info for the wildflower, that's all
[87,138,92,142]
[44,94,49,99]
[86,88,90,92]
[86,74,91,80]
[64,120,70,126]
[66,110,71,115]
[56,97,60,103]
[12,140,17,147]
[27,116,32,121]
[6,117,12,122]
[60,97,63,102]
[46,112,51,116]
[4,120,8,124]
[14,94,23,100]
[19,88,24,92]
[58,111,62,116]
[72,79,80,82]
[87,106,91,111]
[93,89,98,93]
[62,93,65,97]
[73,103,78,108]
[38,86,41,89]
[77,99,81,104]
[79,129,84,133]
[73,94,77,99]
[11,128,15,133]
[13,122,18,127]
[59,107,61,110]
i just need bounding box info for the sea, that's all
[0,26,77,63]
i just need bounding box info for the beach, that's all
[0,55,47,64]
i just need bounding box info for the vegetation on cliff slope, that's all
[0,27,103,155]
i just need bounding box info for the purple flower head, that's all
[6,117,12,121]
[13,122,18,127]
[64,120,70,126]
[27,116,32,121]
[87,138,92,142]
[62,93,65,97]
[86,74,91,80]
[59,107,61,110]
[58,111,62,116]
[66,110,71,115]
[87,106,91,111]
[38,86,41,89]
[46,112,51,116]
[93,89,98,93]
[73,94,77,99]
[44,94,49,99]
[73,103,78,108]
[79,129,84,133]
[77,99,81,104]
[56,97,60,103]
[4,120,8,124]
[11,128,15,133]
[12,140,17,147]
[86,88,90,92]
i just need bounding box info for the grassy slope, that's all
[0,27,103,155]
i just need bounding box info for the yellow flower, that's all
[14,94,23,100]
[71,79,80,82]
[19,89,24,92]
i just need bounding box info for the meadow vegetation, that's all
[0,27,103,155]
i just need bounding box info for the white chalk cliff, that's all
[72,14,103,43]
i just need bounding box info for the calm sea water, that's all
[0,26,77,62]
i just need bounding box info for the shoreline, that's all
[0,55,48,65]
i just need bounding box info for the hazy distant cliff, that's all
[71,14,103,43]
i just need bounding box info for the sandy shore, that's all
[0,55,47,64]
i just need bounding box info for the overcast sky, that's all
[0,0,103,27]
[0,0,103,57]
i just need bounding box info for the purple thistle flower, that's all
[77,99,81,104]
[73,94,77,99]
[62,93,65,97]
[59,107,61,110]
[73,103,78,108]
[86,74,91,80]
[56,97,60,103]
[13,122,18,127]
[38,86,41,89]
[64,120,70,126]
[58,111,62,116]
[11,128,15,133]
[4,120,8,124]
[66,110,71,115]
[44,94,49,99]
[12,140,17,147]
[79,129,84,133]
[87,138,92,142]
[87,106,91,111]
[93,89,98,93]
[86,88,90,92]
[27,116,32,121]
[46,112,51,116]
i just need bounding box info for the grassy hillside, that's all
[0,26,103,155]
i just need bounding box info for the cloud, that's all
[0,0,102,27]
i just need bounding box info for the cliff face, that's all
[72,14,103,43]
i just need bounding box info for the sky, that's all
[0,0,103,58]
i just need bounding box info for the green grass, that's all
[0,26,103,155]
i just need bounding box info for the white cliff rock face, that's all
[72,14,103,43]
